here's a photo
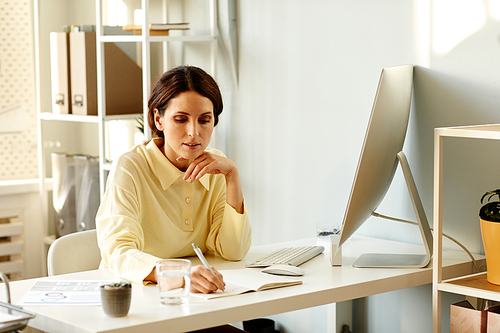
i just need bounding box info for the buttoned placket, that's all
[181,180,194,232]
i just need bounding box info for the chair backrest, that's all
[47,229,101,276]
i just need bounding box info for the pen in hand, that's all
[191,243,225,292]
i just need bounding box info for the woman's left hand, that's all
[178,152,237,183]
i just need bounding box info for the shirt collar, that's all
[146,138,210,191]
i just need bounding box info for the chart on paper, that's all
[17,280,119,306]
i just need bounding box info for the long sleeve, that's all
[96,180,162,284]
[206,198,252,261]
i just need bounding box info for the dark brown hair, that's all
[148,66,223,139]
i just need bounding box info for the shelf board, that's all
[40,113,99,123]
[40,112,143,122]
[439,272,500,302]
[98,34,216,43]
[102,162,112,171]
[436,123,500,140]
[0,178,53,195]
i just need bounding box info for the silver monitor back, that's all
[337,64,432,268]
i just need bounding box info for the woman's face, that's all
[155,91,215,171]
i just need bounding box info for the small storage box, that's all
[488,307,500,333]
[451,300,487,333]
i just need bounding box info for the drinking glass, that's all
[156,259,191,305]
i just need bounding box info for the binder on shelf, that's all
[52,153,77,238]
[74,155,100,232]
[69,31,142,116]
[52,154,100,237]
[69,31,97,116]
[49,32,71,114]
[103,42,142,115]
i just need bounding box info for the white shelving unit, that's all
[35,0,218,262]
[94,0,218,195]
[432,124,500,332]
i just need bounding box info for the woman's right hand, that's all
[190,265,226,294]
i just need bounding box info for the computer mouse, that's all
[261,265,304,276]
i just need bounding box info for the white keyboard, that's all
[246,245,325,268]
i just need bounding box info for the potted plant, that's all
[480,189,500,285]
[100,281,132,317]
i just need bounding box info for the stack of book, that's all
[122,23,190,36]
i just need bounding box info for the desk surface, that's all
[10,236,481,333]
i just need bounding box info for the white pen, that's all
[191,243,216,276]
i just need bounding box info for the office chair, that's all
[47,229,101,276]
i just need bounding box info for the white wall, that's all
[230,0,422,251]
[220,0,500,332]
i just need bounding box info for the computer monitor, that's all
[337,64,433,268]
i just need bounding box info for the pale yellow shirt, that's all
[96,138,252,284]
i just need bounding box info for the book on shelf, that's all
[191,269,302,300]
[122,23,190,31]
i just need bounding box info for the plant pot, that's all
[100,284,132,317]
[480,218,500,285]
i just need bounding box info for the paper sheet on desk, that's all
[17,280,119,306]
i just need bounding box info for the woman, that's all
[96,66,252,294]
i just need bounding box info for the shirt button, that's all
[185,219,191,225]
[185,197,191,203]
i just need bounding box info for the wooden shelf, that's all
[438,273,500,302]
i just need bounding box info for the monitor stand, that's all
[352,151,433,269]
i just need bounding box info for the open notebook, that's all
[191,268,302,300]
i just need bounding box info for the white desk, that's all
[9,236,482,333]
